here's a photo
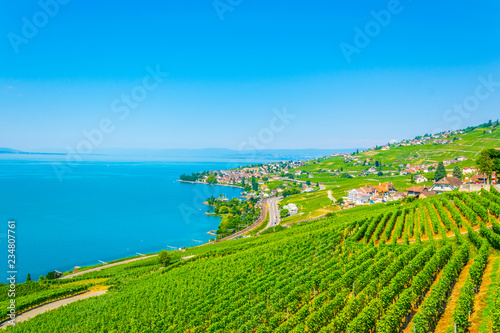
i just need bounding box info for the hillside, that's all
[299,126,499,173]
[273,125,499,223]
[0,148,24,154]
[4,188,500,332]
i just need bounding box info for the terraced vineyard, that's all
[358,188,500,248]
[4,188,500,332]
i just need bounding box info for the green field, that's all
[4,125,500,332]
[6,187,500,332]
[267,126,499,224]
[280,189,338,224]
[300,127,500,174]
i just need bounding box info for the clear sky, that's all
[1,0,499,152]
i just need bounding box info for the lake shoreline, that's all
[178,179,244,189]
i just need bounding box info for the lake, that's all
[0,149,350,282]
[0,157,252,282]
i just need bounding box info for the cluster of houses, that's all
[345,171,498,207]
[362,130,465,152]
[214,168,264,184]
[406,176,464,199]
[203,161,305,186]
[401,156,468,175]
[345,182,406,207]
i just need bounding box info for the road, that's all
[264,196,282,230]
[0,290,107,329]
[60,254,158,280]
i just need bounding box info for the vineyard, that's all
[5,188,500,332]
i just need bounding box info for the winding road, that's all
[0,290,107,329]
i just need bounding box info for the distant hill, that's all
[91,148,362,161]
[0,148,25,154]
[0,148,64,156]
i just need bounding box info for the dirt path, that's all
[404,266,447,333]
[434,258,473,332]
[469,255,499,333]
[0,289,107,329]
[60,254,158,279]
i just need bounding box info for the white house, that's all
[414,175,428,183]
[347,188,370,205]
[286,203,298,215]
[463,167,477,175]
[429,177,463,193]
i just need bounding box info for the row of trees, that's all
[180,172,207,182]
[433,161,463,182]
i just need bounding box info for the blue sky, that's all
[1,0,499,151]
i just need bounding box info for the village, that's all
[345,171,498,207]
[189,153,498,214]
[184,124,500,223]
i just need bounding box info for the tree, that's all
[280,209,289,218]
[410,174,415,184]
[477,148,500,176]
[377,171,384,177]
[251,177,259,192]
[206,174,217,184]
[26,273,31,282]
[453,165,463,179]
[435,162,447,182]
[306,180,311,186]
[158,250,172,267]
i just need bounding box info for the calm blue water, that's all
[0,158,253,282]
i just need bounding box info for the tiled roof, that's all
[435,177,463,188]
